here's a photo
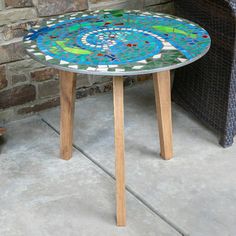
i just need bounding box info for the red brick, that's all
[17,97,59,114]
[0,84,36,109]
[5,0,33,8]
[12,74,27,85]
[0,41,26,64]
[0,21,38,41]
[137,74,152,81]
[37,0,88,16]
[0,65,8,90]
[37,80,59,98]
[31,68,59,82]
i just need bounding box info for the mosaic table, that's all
[24,9,211,226]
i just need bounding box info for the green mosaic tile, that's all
[23,10,211,76]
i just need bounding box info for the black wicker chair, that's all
[172,0,236,147]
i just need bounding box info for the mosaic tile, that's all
[23,10,211,75]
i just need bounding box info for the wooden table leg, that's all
[153,70,173,160]
[59,71,76,160]
[113,76,126,226]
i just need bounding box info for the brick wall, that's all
[0,0,174,122]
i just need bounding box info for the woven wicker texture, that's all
[172,0,236,147]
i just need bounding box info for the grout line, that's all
[41,117,188,236]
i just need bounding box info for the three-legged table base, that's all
[59,70,173,226]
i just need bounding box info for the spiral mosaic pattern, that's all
[23,10,211,75]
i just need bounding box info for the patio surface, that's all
[1,81,236,236]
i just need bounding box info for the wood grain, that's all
[59,71,76,160]
[153,70,173,160]
[113,76,126,226]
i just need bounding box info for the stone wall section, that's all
[0,0,173,121]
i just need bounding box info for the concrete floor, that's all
[1,81,236,236]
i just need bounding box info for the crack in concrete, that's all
[41,116,188,236]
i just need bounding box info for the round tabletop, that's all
[23,10,211,76]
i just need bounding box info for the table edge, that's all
[25,44,210,76]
